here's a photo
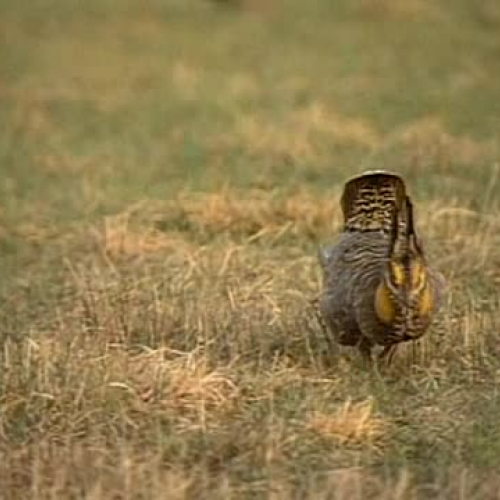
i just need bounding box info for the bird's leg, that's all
[359,338,385,381]
[358,337,374,368]
[379,344,398,366]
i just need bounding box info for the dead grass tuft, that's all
[307,398,389,448]
[127,350,239,423]
[96,203,197,259]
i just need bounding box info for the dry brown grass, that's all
[1,190,500,497]
[92,191,341,261]
[307,398,389,448]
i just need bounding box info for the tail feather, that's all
[388,195,424,263]
[341,171,407,232]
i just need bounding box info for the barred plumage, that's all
[317,171,445,364]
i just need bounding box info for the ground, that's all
[1,1,500,498]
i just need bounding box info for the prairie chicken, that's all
[317,171,445,365]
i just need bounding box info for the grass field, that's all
[2,0,500,497]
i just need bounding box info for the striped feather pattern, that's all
[317,171,445,365]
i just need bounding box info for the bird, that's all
[316,171,445,365]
